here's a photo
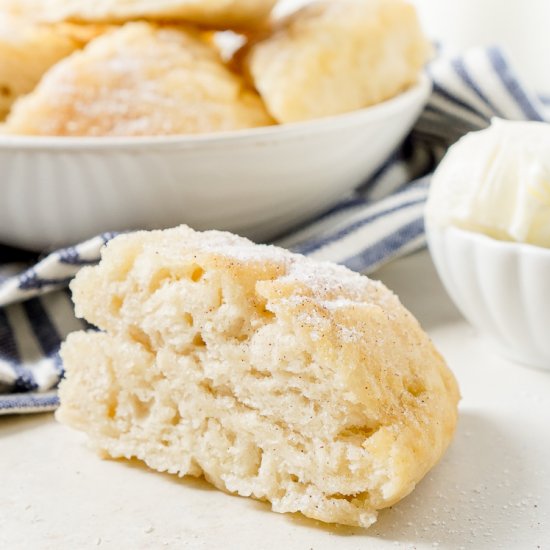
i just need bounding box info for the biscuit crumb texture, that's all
[243,0,431,123]
[57,225,459,528]
[4,22,273,136]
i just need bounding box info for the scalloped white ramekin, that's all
[427,223,550,370]
[0,75,430,251]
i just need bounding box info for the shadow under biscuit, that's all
[369,410,535,548]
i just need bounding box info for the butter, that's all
[426,118,550,247]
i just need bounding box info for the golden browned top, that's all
[241,0,431,122]
[0,0,277,29]
[0,12,107,120]
[3,22,273,136]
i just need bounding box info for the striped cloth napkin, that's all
[1,47,548,415]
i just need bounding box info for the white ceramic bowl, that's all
[427,223,550,370]
[0,75,430,251]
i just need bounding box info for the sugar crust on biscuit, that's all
[3,22,273,136]
[0,13,105,120]
[57,225,459,528]
[242,0,431,123]
[0,0,276,29]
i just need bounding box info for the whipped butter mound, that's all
[426,118,550,247]
[57,225,459,528]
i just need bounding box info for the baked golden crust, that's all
[241,0,431,123]
[0,0,276,29]
[0,13,106,120]
[57,225,459,528]
[3,22,273,136]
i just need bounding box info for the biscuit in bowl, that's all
[0,13,105,120]
[241,0,431,123]
[3,22,273,136]
[0,0,276,30]
[57,225,459,528]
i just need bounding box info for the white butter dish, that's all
[427,223,550,370]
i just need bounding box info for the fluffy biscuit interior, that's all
[58,227,459,528]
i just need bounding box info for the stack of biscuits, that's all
[0,0,430,136]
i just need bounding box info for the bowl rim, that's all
[426,222,550,257]
[0,74,431,151]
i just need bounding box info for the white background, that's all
[410,0,550,93]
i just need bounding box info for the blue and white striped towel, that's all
[1,47,548,414]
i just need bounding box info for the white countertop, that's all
[2,250,549,549]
